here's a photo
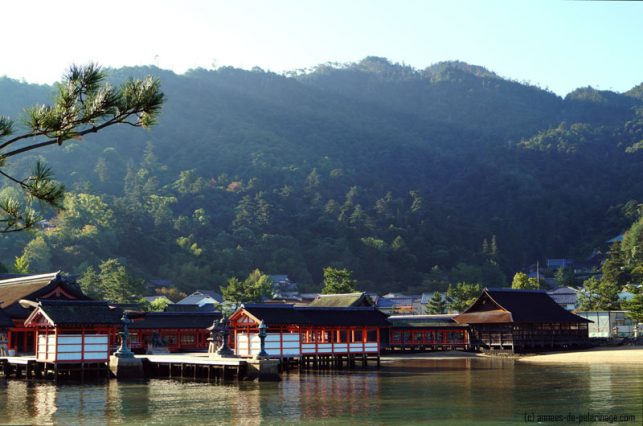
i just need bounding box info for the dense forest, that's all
[0,57,641,294]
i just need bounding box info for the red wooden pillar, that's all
[362,327,366,353]
[376,328,381,352]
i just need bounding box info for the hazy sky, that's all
[2,0,641,96]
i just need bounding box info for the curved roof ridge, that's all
[0,271,60,286]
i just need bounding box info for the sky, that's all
[1,0,641,96]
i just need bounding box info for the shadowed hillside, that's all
[0,58,641,292]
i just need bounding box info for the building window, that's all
[181,334,195,346]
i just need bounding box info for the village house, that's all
[547,286,581,311]
[375,293,423,315]
[177,289,223,306]
[575,311,637,339]
[168,290,222,313]
[269,275,299,293]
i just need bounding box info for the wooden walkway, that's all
[136,354,248,381]
[1,356,108,380]
[1,352,377,381]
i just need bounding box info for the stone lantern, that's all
[114,312,134,358]
[258,320,269,358]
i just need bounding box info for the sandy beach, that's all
[517,346,643,365]
[381,347,643,365]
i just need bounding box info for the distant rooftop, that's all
[309,292,374,308]
[177,290,222,305]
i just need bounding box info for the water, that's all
[1,359,641,425]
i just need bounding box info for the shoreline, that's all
[516,346,643,365]
[381,346,643,365]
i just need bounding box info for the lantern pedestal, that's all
[109,355,144,379]
[245,358,280,382]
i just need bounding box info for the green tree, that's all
[21,235,52,273]
[446,282,482,313]
[425,291,446,314]
[511,272,540,290]
[601,243,629,288]
[221,269,273,309]
[621,285,643,323]
[149,297,172,312]
[321,267,357,294]
[554,267,576,288]
[621,216,643,269]
[79,259,143,303]
[577,276,621,311]
[13,254,30,274]
[78,266,101,299]
[0,63,163,232]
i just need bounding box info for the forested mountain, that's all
[1,57,641,293]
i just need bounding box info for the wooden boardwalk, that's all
[1,352,376,381]
[136,354,248,381]
[1,354,249,381]
[1,356,108,379]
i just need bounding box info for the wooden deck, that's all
[136,353,248,381]
[1,355,108,379]
[0,354,249,381]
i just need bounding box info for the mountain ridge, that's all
[0,58,640,292]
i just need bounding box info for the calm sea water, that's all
[1,358,641,425]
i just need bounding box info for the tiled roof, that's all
[387,314,462,328]
[25,300,123,326]
[131,312,221,329]
[376,298,396,308]
[239,303,390,327]
[0,272,89,318]
[547,287,579,306]
[454,288,590,324]
[165,304,219,313]
[177,290,222,305]
[309,292,374,307]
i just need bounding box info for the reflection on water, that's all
[1,359,641,425]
